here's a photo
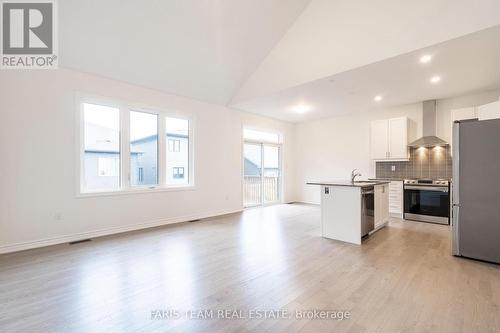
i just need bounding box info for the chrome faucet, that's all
[351,169,362,182]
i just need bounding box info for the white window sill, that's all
[77,185,196,198]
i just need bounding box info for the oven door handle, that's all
[404,185,448,192]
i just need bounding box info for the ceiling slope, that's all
[231,25,500,122]
[231,0,500,104]
[59,0,311,105]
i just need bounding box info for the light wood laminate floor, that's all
[1,204,499,333]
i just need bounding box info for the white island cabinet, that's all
[307,181,390,245]
[375,183,390,229]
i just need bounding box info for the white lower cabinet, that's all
[388,181,403,218]
[374,184,389,229]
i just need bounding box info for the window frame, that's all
[76,93,195,197]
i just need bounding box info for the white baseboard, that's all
[0,207,243,254]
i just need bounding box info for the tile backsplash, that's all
[376,146,452,180]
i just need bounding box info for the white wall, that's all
[0,69,295,253]
[295,103,421,204]
[295,89,500,204]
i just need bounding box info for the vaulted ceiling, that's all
[230,0,500,105]
[59,0,312,105]
[59,0,500,121]
[232,25,500,122]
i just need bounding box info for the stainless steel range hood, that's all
[408,100,448,148]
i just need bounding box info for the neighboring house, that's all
[164,133,189,185]
[129,135,159,186]
[244,158,260,176]
[244,158,279,177]
[83,123,121,191]
[83,124,189,189]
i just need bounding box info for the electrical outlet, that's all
[391,165,396,172]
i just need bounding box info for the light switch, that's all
[391,165,396,171]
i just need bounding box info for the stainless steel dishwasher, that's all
[361,186,375,236]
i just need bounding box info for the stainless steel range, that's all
[403,179,450,225]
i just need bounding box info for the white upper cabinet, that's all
[451,101,500,123]
[370,117,408,160]
[450,107,477,148]
[388,117,408,159]
[370,120,389,160]
[451,107,477,122]
[478,101,500,121]
[450,102,500,147]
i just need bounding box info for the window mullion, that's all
[121,106,131,190]
[188,119,194,186]
[158,114,166,187]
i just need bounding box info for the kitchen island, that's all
[307,181,390,245]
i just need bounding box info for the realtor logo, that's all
[1,0,57,69]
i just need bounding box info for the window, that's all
[137,167,144,183]
[173,167,184,179]
[79,97,193,194]
[168,139,180,152]
[82,103,120,192]
[130,110,158,186]
[166,117,189,185]
[243,127,282,207]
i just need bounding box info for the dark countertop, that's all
[306,180,390,187]
[370,178,453,182]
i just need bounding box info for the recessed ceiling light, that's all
[420,55,432,64]
[292,105,311,114]
[430,76,441,83]
[374,95,383,102]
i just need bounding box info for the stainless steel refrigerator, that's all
[452,118,500,264]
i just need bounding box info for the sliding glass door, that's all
[243,143,281,207]
[244,143,262,207]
